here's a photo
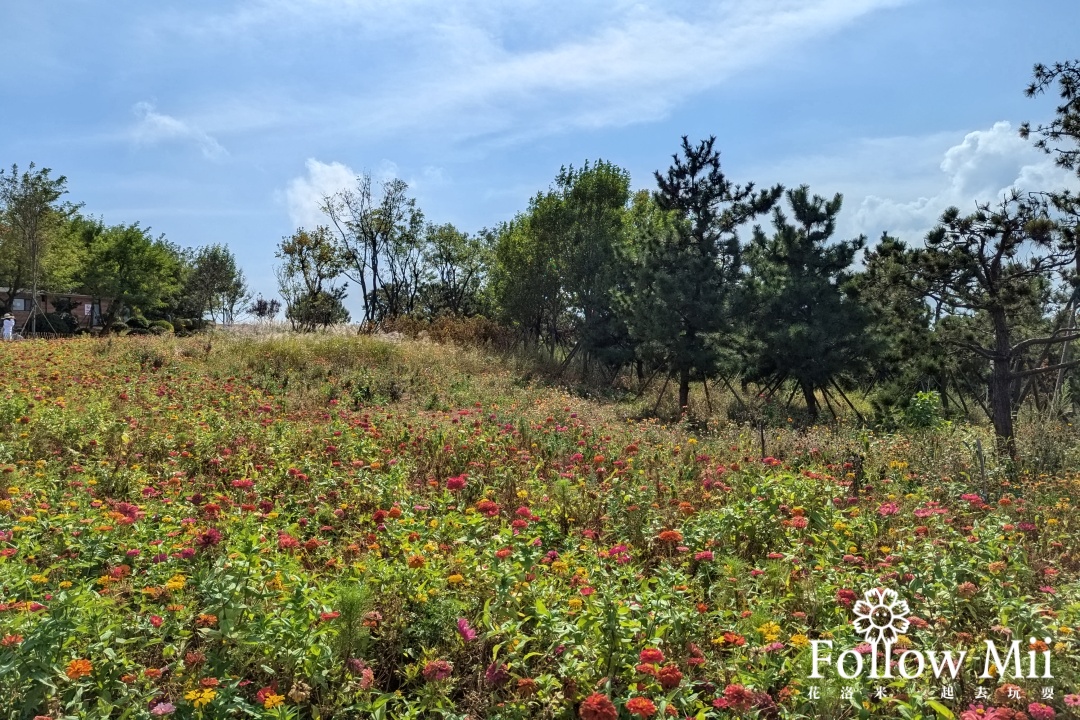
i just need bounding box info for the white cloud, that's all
[851,122,1076,239]
[157,0,909,144]
[283,158,357,230]
[130,102,228,160]
[755,122,1078,244]
[366,0,910,141]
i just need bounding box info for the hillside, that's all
[0,334,1077,719]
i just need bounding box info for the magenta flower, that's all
[456,618,477,642]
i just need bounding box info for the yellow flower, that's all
[568,598,582,611]
[757,622,781,642]
[447,574,464,585]
[59,581,72,589]
[165,574,186,591]
[264,693,285,709]
[789,634,810,648]
[185,688,216,707]
[30,574,47,584]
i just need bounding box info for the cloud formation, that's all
[850,122,1076,240]
[283,159,357,230]
[130,102,228,160]
[154,0,908,144]
[758,122,1078,244]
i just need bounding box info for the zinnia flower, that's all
[456,617,477,642]
[1028,703,1056,720]
[65,658,93,680]
[579,693,617,720]
[422,659,453,682]
[625,697,657,718]
[639,647,664,664]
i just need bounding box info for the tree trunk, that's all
[678,366,690,411]
[801,379,818,421]
[989,308,1016,459]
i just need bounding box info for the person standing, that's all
[2,313,13,341]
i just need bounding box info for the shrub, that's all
[127,315,150,330]
[904,390,943,429]
[150,320,174,334]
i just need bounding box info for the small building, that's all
[1,288,112,333]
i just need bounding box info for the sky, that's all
[3,0,1079,316]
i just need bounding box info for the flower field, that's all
[0,334,1078,719]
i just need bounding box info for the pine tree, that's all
[743,186,871,420]
[623,137,781,410]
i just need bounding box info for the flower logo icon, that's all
[852,588,910,645]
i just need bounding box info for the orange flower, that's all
[579,692,617,720]
[407,554,426,568]
[657,530,683,543]
[66,658,93,680]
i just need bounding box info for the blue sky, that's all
[3,0,1079,314]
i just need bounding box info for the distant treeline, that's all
[0,167,250,334]
[273,60,1080,455]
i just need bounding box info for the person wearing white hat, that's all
[2,313,13,341]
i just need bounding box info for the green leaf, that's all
[927,700,955,719]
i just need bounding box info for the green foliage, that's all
[621,136,782,408]
[416,223,491,319]
[184,243,250,325]
[78,222,184,325]
[904,391,944,428]
[275,226,349,331]
[743,186,873,419]
[322,174,425,326]
[0,163,80,314]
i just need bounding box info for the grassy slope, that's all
[0,334,1077,719]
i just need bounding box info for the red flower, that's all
[626,697,657,717]
[639,647,665,664]
[579,693,617,720]
[722,684,756,712]
[836,589,857,607]
[657,664,683,690]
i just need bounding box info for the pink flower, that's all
[694,551,713,561]
[877,502,899,516]
[456,618,477,642]
[445,475,466,491]
[1027,702,1056,720]
[422,659,453,682]
[1064,694,1080,707]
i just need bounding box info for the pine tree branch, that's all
[1010,330,1080,354]
[1010,358,1080,380]
[949,339,997,360]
